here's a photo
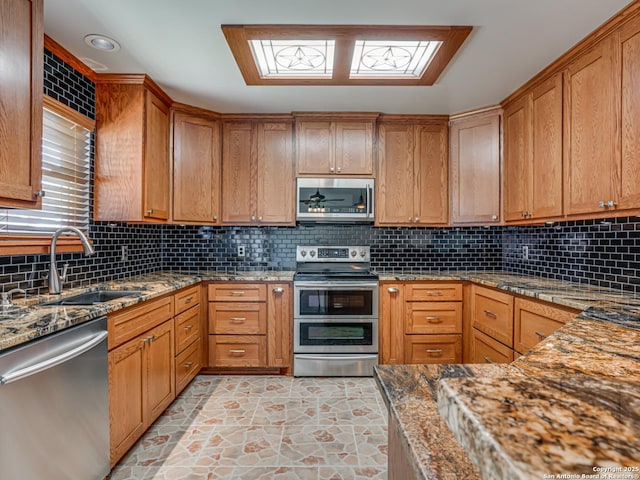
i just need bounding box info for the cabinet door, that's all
[256,122,295,225]
[564,37,619,215]
[172,112,220,223]
[450,112,501,224]
[503,95,531,222]
[222,121,255,223]
[531,73,564,219]
[296,121,333,175]
[470,328,514,364]
[471,285,514,348]
[145,320,175,422]
[404,335,462,364]
[513,298,575,354]
[376,124,415,225]
[415,123,448,224]
[379,284,405,364]
[109,336,146,466]
[144,90,170,221]
[0,0,43,208]
[619,18,640,210]
[267,283,292,368]
[334,121,374,175]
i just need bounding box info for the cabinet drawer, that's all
[472,286,514,347]
[514,298,576,354]
[209,335,267,367]
[471,328,514,364]
[175,338,202,394]
[209,303,267,334]
[108,296,174,350]
[405,302,462,334]
[175,285,200,314]
[404,335,462,364]
[175,305,201,354]
[406,283,462,301]
[208,283,266,302]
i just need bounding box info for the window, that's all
[0,96,92,238]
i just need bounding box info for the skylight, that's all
[249,40,335,78]
[350,40,442,78]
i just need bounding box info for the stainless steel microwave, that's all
[296,178,374,223]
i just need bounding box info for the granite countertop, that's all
[0,270,295,353]
[374,272,640,479]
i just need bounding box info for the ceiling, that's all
[44,0,631,114]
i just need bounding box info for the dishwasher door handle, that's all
[0,330,108,385]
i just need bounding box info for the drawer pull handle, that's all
[230,317,246,322]
[184,325,193,331]
[426,316,442,323]
[145,335,155,344]
[184,361,194,368]
[273,287,285,294]
[483,356,496,364]
[230,291,245,296]
[483,310,497,318]
[229,349,246,354]
[184,296,193,304]
[535,331,547,340]
[425,349,443,354]
[424,291,442,296]
[387,287,399,293]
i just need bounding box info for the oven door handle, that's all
[294,282,379,289]
[294,354,378,361]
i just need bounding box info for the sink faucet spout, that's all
[48,227,95,295]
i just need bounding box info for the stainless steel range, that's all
[293,245,379,377]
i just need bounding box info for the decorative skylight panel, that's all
[249,40,335,78]
[350,40,442,78]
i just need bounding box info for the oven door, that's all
[294,282,378,320]
[294,318,378,354]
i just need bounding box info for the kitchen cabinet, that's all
[470,285,514,348]
[294,113,378,176]
[450,109,502,224]
[171,105,221,224]
[95,75,172,222]
[503,73,563,222]
[221,118,294,225]
[470,328,514,364]
[380,283,405,365]
[267,283,292,369]
[513,298,576,355]
[173,285,203,394]
[377,117,449,226]
[108,295,175,466]
[0,0,43,208]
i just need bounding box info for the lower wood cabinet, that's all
[513,297,576,355]
[173,285,203,395]
[209,334,267,367]
[404,334,462,364]
[470,328,514,364]
[471,285,514,348]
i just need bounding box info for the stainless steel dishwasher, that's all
[0,316,110,480]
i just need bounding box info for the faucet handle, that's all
[1,288,26,307]
[60,263,69,282]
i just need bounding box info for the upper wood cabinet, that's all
[377,118,449,226]
[171,105,221,224]
[563,37,620,217]
[449,109,502,225]
[294,113,378,176]
[221,118,294,225]
[0,0,43,208]
[95,75,171,222]
[504,73,563,223]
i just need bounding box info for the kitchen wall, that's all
[1,49,640,296]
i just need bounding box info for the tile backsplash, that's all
[1,49,640,296]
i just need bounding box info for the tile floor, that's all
[108,375,388,480]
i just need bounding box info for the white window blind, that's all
[0,105,91,235]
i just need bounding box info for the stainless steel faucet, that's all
[48,227,96,294]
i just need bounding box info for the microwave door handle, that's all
[367,185,373,216]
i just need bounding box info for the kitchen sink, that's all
[44,290,143,306]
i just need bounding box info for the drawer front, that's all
[108,296,174,350]
[406,283,462,302]
[472,286,514,347]
[208,283,266,302]
[209,335,267,367]
[209,303,267,335]
[175,305,201,354]
[175,285,200,314]
[175,338,202,394]
[405,302,462,334]
[514,298,576,354]
[471,328,514,364]
[404,335,462,364]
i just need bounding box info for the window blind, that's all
[0,106,91,235]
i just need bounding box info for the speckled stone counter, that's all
[374,271,640,480]
[0,270,294,353]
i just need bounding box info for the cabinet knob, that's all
[607,200,617,208]
[414,217,420,222]
[147,209,153,215]
[258,216,263,221]
[336,167,342,173]
[251,215,256,221]
[273,287,285,294]
[408,216,413,221]
[426,316,442,323]
[329,167,335,172]
[230,317,246,322]
[184,325,193,331]
[213,215,218,221]
[598,201,606,208]
[184,361,194,368]
[34,190,45,198]
[492,214,498,221]
[387,287,399,293]
[145,335,155,344]
[483,356,496,364]
[229,349,246,355]
[535,331,547,340]
[483,309,497,318]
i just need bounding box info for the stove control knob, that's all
[351,250,357,257]
[360,249,367,257]
[309,250,316,257]
[300,250,307,257]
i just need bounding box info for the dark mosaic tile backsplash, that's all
[2,50,640,296]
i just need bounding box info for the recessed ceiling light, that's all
[84,34,120,52]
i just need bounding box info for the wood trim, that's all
[501,0,640,106]
[0,236,85,256]
[222,24,472,86]
[449,104,502,122]
[171,102,221,120]
[44,34,97,81]
[43,95,95,131]
[377,114,449,124]
[221,113,294,122]
[292,112,381,121]
[95,74,173,107]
